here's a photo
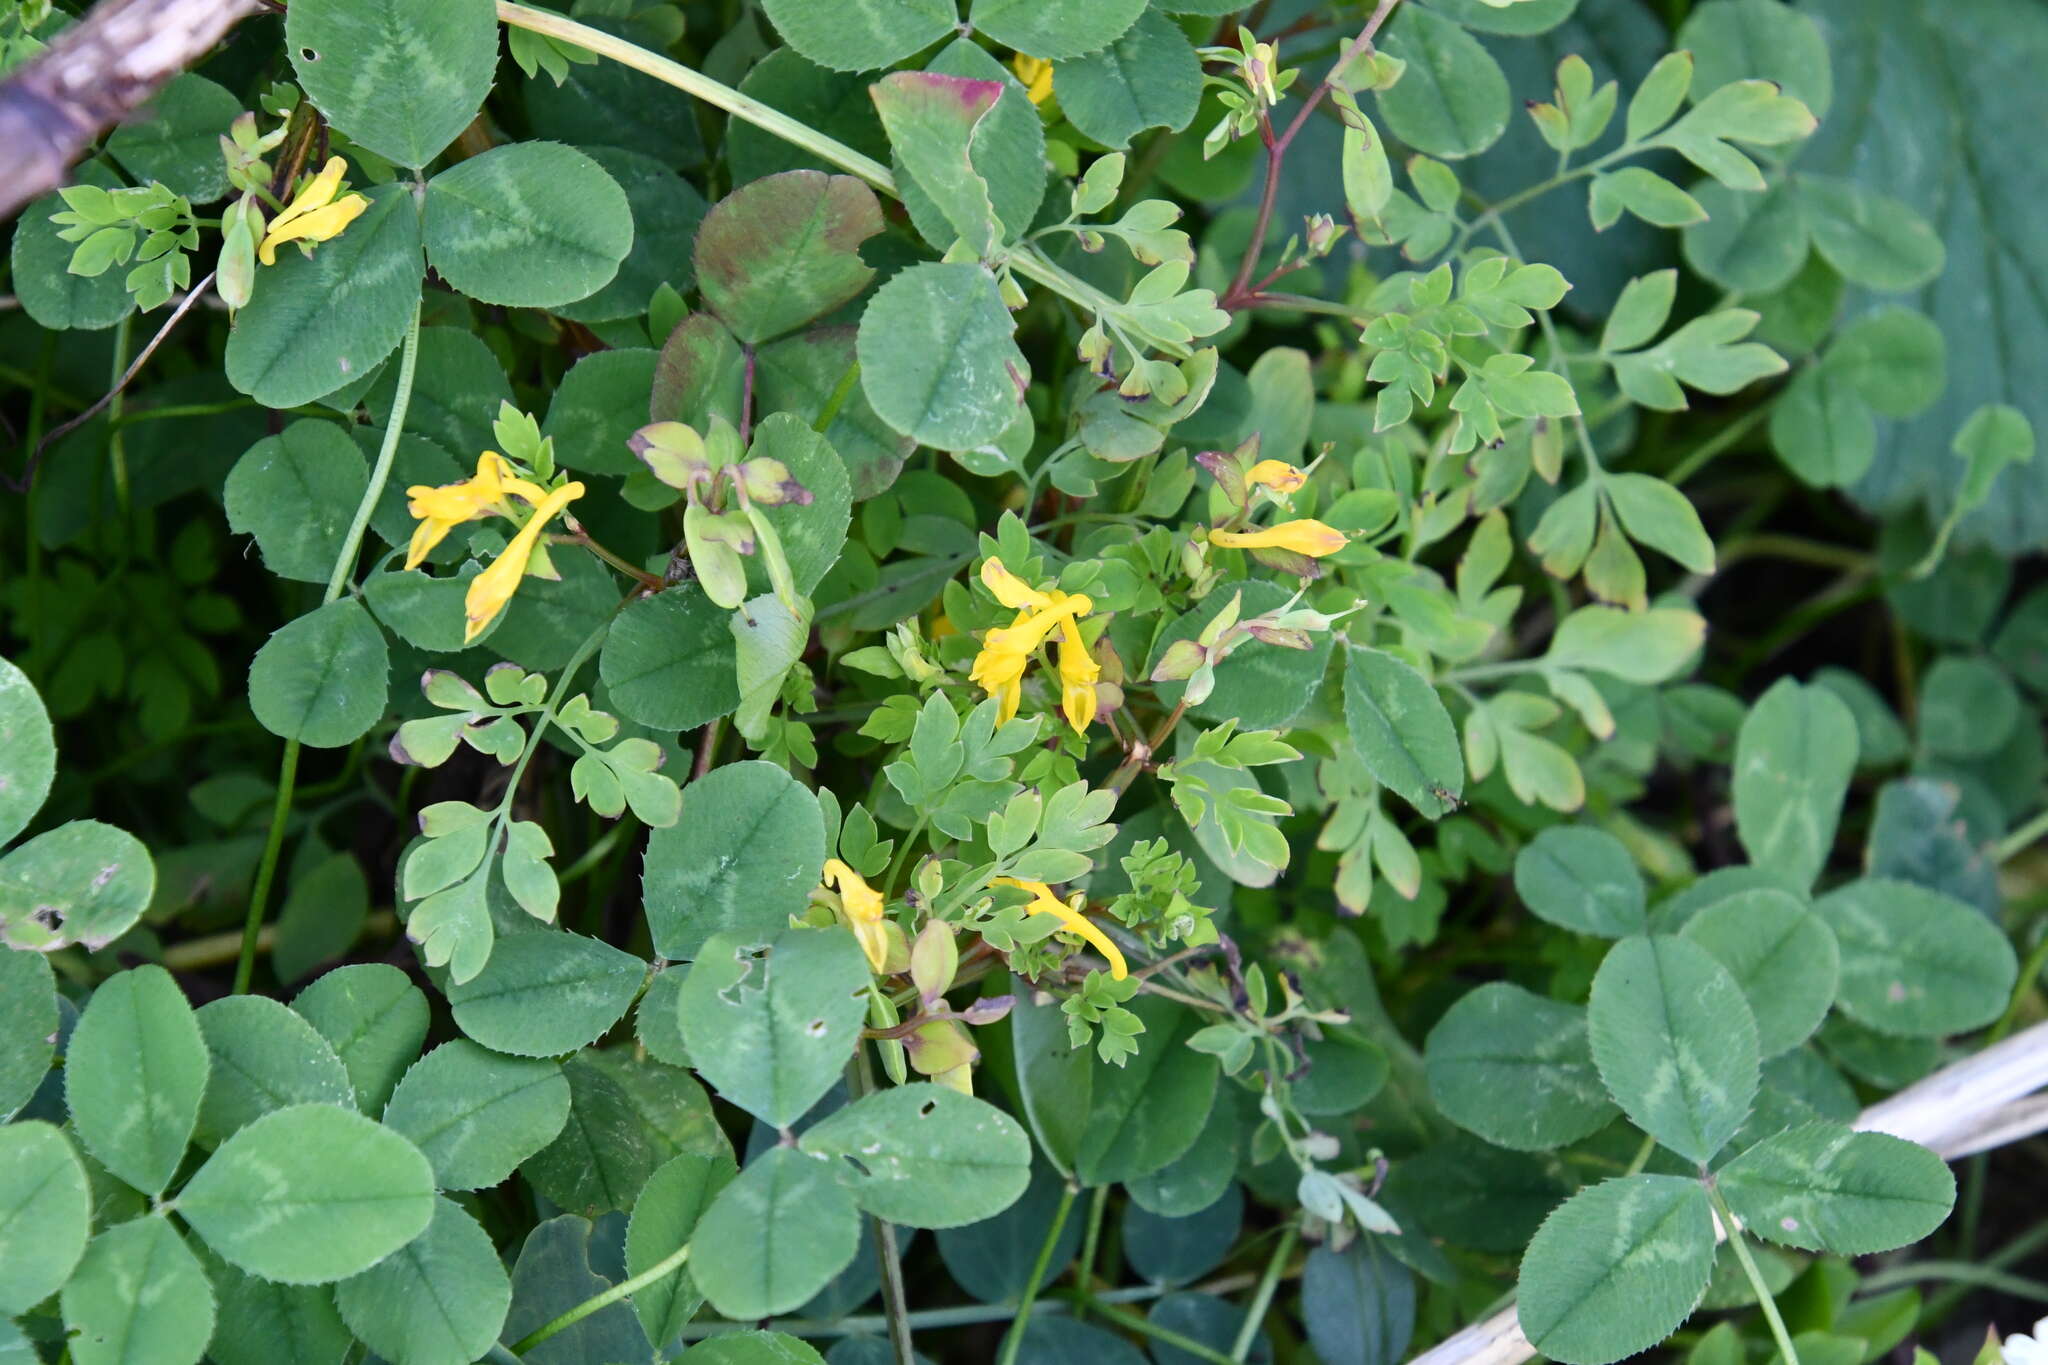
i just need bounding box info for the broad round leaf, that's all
[1731,678,1857,889]
[746,414,852,598]
[681,1332,826,1364]
[544,347,661,477]
[11,178,134,332]
[1150,581,1334,729]
[642,762,826,961]
[1825,306,1947,419]
[1589,936,1759,1165]
[1797,176,1945,294]
[1073,997,1220,1187]
[1517,1175,1715,1365]
[1679,889,1839,1057]
[1815,877,2018,1036]
[503,1215,650,1361]
[424,143,633,308]
[758,0,956,71]
[206,1257,354,1365]
[1514,827,1647,938]
[287,0,497,168]
[0,655,55,846]
[599,587,741,733]
[520,1051,724,1217]
[897,41,1048,251]
[193,995,354,1145]
[966,0,1148,62]
[0,1122,89,1314]
[755,327,913,499]
[0,819,155,952]
[1054,10,1203,149]
[381,1040,571,1190]
[292,963,431,1113]
[857,261,1029,452]
[225,182,423,408]
[1770,364,1877,490]
[556,147,708,323]
[689,1147,861,1321]
[1917,656,2020,758]
[65,964,207,1196]
[1122,1185,1243,1287]
[106,74,243,202]
[445,930,646,1057]
[1425,982,1617,1151]
[1682,179,1811,295]
[1301,1241,1416,1365]
[335,1195,512,1365]
[1342,645,1463,819]
[627,1149,739,1349]
[177,1103,436,1284]
[799,1083,1031,1228]
[1717,1121,1954,1255]
[61,1216,215,1365]
[1375,6,1511,159]
[0,950,56,1119]
[937,1162,1085,1302]
[249,598,391,749]
[695,171,882,344]
[1679,0,1832,118]
[676,927,868,1128]
[1125,1093,1241,1217]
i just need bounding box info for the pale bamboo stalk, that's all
[1407,1020,2048,1365]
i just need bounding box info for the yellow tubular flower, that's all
[971,558,1097,728]
[1211,518,1349,558]
[404,452,550,570]
[982,556,1054,611]
[822,858,890,972]
[463,481,585,642]
[1056,619,1099,736]
[1012,53,1054,105]
[995,877,1128,980]
[259,156,370,265]
[1246,459,1308,493]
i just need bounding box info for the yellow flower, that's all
[1246,459,1307,494]
[969,558,1094,727]
[1013,53,1054,105]
[1211,518,1349,558]
[1056,618,1099,736]
[404,452,551,570]
[463,481,585,642]
[822,858,890,972]
[259,156,370,266]
[995,877,1127,980]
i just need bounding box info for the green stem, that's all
[812,358,862,435]
[1666,405,1769,486]
[328,301,422,601]
[1996,807,2048,864]
[232,739,300,994]
[1087,1298,1237,1365]
[1073,1184,1111,1320]
[1706,1182,1800,1365]
[1230,1221,1298,1361]
[507,1242,691,1355]
[1988,931,2048,1042]
[995,1183,1078,1365]
[881,815,928,902]
[1623,1131,1657,1176]
[1853,1261,2048,1304]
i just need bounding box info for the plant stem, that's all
[506,1242,690,1355]
[1997,807,2048,864]
[232,739,300,994]
[995,1182,1078,1365]
[1087,1298,1237,1365]
[1706,1182,1800,1365]
[847,1044,917,1365]
[1073,1184,1111,1320]
[882,815,928,902]
[1666,405,1769,486]
[1230,1220,1298,1361]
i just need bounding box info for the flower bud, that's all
[905,1019,978,1077]
[1149,638,1208,683]
[910,920,958,1009]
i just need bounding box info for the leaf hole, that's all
[805,1018,827,1037]
[30,905,62,931]
[840,1154,872,1178]
[300,46,320,62]
[918,1098,938,1118]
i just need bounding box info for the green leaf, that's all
[249,598,390,749]
[1425,982,1617,1151]
[1054,10,1203,149]
[902,41,1048,253]
[0,655,55,847]
[676,927,868,1127]
[0,950,56,1119]
[177,1104,436,1285]
[1514,827,1646,937]
[521,1051,724,1217]
[1342,645,1463,819]
[423,143,633,308]
[599,587,740,733]
[872,71,1005,257]
[966,0,1147,62]
[381,1040,571,1190]
[1950,404,2038,519]
[690,1147,861,1320]
[1611,309,1787,410]
[1150,581,1334,729]
[1825,306,1946,419]
[66,964,207,1195]
[1651,80,1817,192]
[204,1257,353,1365]
[1517,1175,1716,1365]
[555,147,708,324]
[1732,678,1858,888]
[0,818,155,952]
[225,185,424,409]
[292,963,431,1113]
[544,348,662,476]
[1918,656,2020,759]
[757,0,956,71]
[61,1216,215,1365]
[695,170,883,344]
[1604,472,1715,573]
[104,73,242,203]
[626,1150,738,1348]
[799,1083,1031,1227]
[287,0,497,168]
[502,1215,650,1361]
[857,261,1029,452]
[1770,364,1877,489]
[1678,0,1832,120]
[1589,167,1706,229]
[1544,605,1703,683]
[273,849,373,987]
[756,327,913,499]
[1679,888,1838,1058]
[679,1332,827,1364]
[0,1122,90,1314]
[642,761,826,960]
[1815,877,2018,1037]
[11,178,134,332]
[1588,935,1759,1164]
[193,995,355,1145]
[1375,6,1511,159]
[1718,1121,1953,1255]
[445,930,645,1058]
[748,413,852,597]
[1796,176,1944,294]
[334,1195,511,1365]
[1301,1241,1415,1365]
[1681,179,1809,293]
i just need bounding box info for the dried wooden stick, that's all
[1407,1019,2048,1365]
[0,0,263,222]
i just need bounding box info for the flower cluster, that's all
[404,451,586,642]
[969,558,1100,734]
